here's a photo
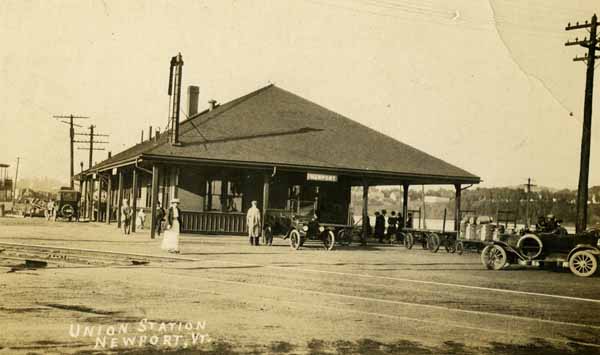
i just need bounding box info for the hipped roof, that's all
[88,85,479,185]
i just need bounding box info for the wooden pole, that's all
[455,184,462,233]
[106,174,112,224]
[262,173,270,234]
[89,175,95,221]
[361,181,369,245]
[150,165,159,239]
[97,177,103,222]
[131,168,138,233]
[402,184,409,229]
[576,15,597,233]
[117,170,123,228]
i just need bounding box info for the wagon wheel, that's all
[481,244,507,270]
[445,236,456,253]
[427,233,441,253]
[403,232,414,249]
[323,230,335,251]
[421,234,428,250]
[289,229,301,250]
[337,229,351,246]
[456,241,464,255]
[569,250,598,277]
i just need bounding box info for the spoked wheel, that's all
[395,232,405,245]
[404,232,414,249]
[323,230,335,251]
[337,229,352,246]
[456,241,464,255]
[421,234,428,250]
[289,229,301,250]
[569,250,598,277]
[427,233,441,253]
[445,237,456,253]
[481,244,508,270]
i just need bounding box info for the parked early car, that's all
[56,189,81,221]
[481,228,600,277]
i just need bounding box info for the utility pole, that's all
[53,114,89,189]
[565,14,599,233]
[523,178,536,229]
[12,157,20,203]
[75,125,109,169]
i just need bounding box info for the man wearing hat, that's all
[121,199,133,235]
[246,200,262,246]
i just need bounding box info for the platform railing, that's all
[181,211,246,234]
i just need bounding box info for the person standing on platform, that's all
[375,210,386,243]
[155,201,166,236]
[121,199,133,235]
[161,199,181,253]
[136,208,146,230]
[247,200,262,246]
[387,211,397,243]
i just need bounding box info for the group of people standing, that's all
[119,198,182,254]
[373,209,412,243]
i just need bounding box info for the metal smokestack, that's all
[168,53,184,146]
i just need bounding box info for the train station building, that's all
[78,84,480,238]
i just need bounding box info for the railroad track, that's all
[0,242,191,269]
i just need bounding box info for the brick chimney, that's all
[187,86,199,118]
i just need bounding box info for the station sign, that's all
[112,168,117,176]
[307,173,338,182]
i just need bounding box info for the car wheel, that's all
[323,230,335,251]
[337,229,350,246]
[481,244,508,270]
[569,250,598,277]
[404,232,414,249]
[289,229,301,250]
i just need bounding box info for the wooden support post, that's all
[150,165,159,239]
[131,168,138,233]
[81,177,87,219]
[98,177,103,222]
[454,184,462,233]
[402,184,409,229]
[262,173,270,233]
[117,170,123,228]
[361,181,369,245]
[89,175,95,221]
[106,174,112,224]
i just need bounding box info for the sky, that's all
[0,0,599,189]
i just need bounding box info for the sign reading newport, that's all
[306,173,338,182]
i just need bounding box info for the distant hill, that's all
[17,176,64,193]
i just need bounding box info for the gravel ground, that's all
[1,217,600,355]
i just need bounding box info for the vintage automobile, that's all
[263,200,352,251]
[481,227,600,277]
[56,188,81,221]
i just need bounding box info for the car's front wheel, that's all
[289,230,301,250]
[481,244,508,270]
[569,250,598,277]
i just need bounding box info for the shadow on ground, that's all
[68,337,600,355]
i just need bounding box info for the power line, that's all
[52,114,90,189]
[75,125,110,169]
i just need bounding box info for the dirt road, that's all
[1,218,600,354]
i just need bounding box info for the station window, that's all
[204,179,243,212]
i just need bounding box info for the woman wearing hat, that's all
[161,198,181,253]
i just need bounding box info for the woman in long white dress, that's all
[161,198,181,253]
